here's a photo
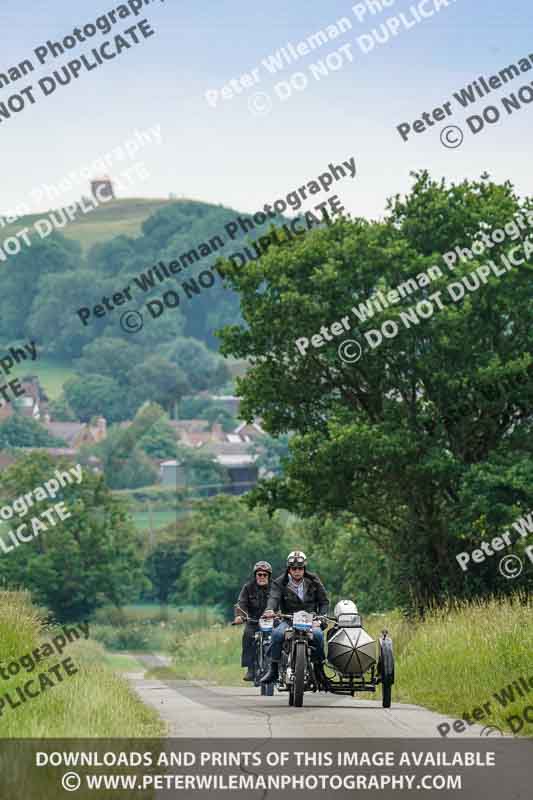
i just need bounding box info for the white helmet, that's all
[287,550,307,568]
[334,600,358,618]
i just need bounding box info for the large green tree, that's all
[296,514,397,613]
[218,172,533,608]
[163,337,230,392]
[178,495,291,613]
[63,373,131,423]
[0,453,143,620]
[85,403,168,488]
[129,356,190,416]
[28,269,113,359]
[75,338,141,384]
[0,235,80,343]
[144,525,190,606]
[138,415,178,459]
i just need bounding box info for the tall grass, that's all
[170,623,243,685]
[390,594,533,734]
[0,591,164,738]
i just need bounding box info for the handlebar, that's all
[231,609,330,626]
[274,612,328,621]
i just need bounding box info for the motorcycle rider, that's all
[233,561,272,681]
[260,550,329,684]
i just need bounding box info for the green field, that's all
[131,510,182,531]
[90,604,223,653]
[14,358,74,400]
[1,197,178,253]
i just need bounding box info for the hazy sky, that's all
[1,0,531,219]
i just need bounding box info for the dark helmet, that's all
[253,560,272,575]
[287,550,307,568]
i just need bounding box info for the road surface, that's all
[124,655,491,739]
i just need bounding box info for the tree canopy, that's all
[0,414,66,448]
[0,453,143,619]
[218,171,533,608]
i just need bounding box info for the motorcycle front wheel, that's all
[293,641,306,707]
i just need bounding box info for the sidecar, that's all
[323,601,394,708]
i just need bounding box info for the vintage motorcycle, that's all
[253,615,275,696]
[276,610,325,707]
[276,601,394,709]
[233,608,275,696]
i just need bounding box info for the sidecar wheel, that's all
[382,682,392,708]
[379,636,394,708]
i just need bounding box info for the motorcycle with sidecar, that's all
[275,600,394,708]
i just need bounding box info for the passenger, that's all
[233,561,272,681]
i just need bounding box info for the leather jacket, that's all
[265,570,329,616]
[235,578,270,622]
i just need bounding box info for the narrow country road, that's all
[123,655,490,738]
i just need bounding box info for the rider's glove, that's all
[320,620,328,630]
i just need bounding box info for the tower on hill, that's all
[90,176,115,202]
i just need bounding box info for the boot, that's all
[313,660,327,688]
[243,668,254,681]
[260,661,279,684]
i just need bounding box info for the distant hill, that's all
[0,196,262,406]
[1,198,181,253]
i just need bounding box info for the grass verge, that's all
[389,594,533,735]
[0,591,164,737]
